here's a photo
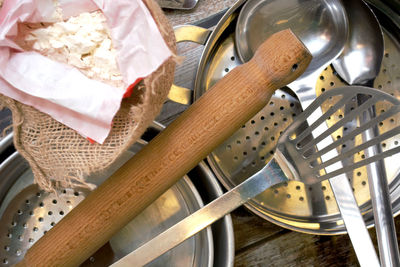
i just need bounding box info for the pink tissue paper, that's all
[0,0,172,143]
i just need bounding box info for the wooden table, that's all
[162,1,400,266]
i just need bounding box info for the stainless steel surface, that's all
[0,143,214,267]
[156,0,198,10]
[166,0,400,234]
[332,1,384,85]
[112,158,287,267]
[235,0,348,81]
[115,86,400,267]
[332,1,399,265]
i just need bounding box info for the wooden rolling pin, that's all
[16,29,312,267]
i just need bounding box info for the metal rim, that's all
[191,0,400,234]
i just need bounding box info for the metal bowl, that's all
[185,0,400,234]
[0,139,217,266]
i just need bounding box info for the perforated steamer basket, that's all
[185,0,400,234]
[0,136,221,266]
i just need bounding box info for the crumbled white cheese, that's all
[20,11,123,87]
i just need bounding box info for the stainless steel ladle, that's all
[235,0,379,266]
[332,1,400,266]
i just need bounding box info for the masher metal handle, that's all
[15,29,312,267]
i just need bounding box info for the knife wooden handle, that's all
[16,29,311,267]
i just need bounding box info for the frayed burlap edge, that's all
[0,0,176,192]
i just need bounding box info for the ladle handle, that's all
[16,29,312,267]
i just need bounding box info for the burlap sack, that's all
[0,0,176,191]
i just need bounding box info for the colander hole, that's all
[255,131,259,135]
[336,135,341,139]
[90,257,95,263]
[395,141,399,145]
[342,144,346,148]
[382,143,387,148]
[280,106,284,110]
[379,122,384,127]
[17,210,22,215]
[59,211,65,216]
[350,107,355,111]
[283,117,287,122]
[378,85,383,89]
[362,181,367,186]
[3,259,8,264]
[62,189,67,194]
[36,192,41,197]
[274,122,278,127]
[264,127,269,131]
[33,227,38,232]
[38,217,43,222]
[274,189,278,194]
[52,199,57,204]
[236,140,241,144]
[338,114,343,119]
[25,200,30,205]
[286,194,291,199]
[245,136,250,140]
[18,236,23,241]
[391,118,395,123]
[269,101,274,106]
[279,131,283,136]
[226,144,232,150]
[357,172,362,176]
[6,233,12,238]
[11,221,16,227]
[243,152,247,156]
[385,53,389,57]
[260,156,265,160]
[330,82,334,86]
[269,150,274,155]
[43,231,47,235]
[231,56,235,61]
[381,109,385,113]
[296,186,301,190]
[320,75,324,80]
[4,246,9,251]
[292,113,296,117]
[299,196,304,201]
[74,192,79,197]
[361,154,366,159]
[241,125,246,128]
[321,88,326,92]
[261,141,266,146]
[271,136,275,141]
[29,238,34,243]
[251,120,255,124]
[260,116,265,120]
[23,223,27,228]
[344,127,348,131]
[29,211,33,216]
[308,187,313,191]
[388,81,392,85]
[252,147,257,151]
[270,112,274,116]
[225,68,229,72]
[251,161,256,167]
[321,186,326,191]
[325,196,330,200]
[233,156,238,161]
[283,182,288,187]
[51,222,55,226]
[39,202,44,207]
[290,103,295,107]
[291,64,298,71]
[281,94,286,99]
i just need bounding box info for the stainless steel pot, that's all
[0,126,234,266]
[168,0,400,234]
